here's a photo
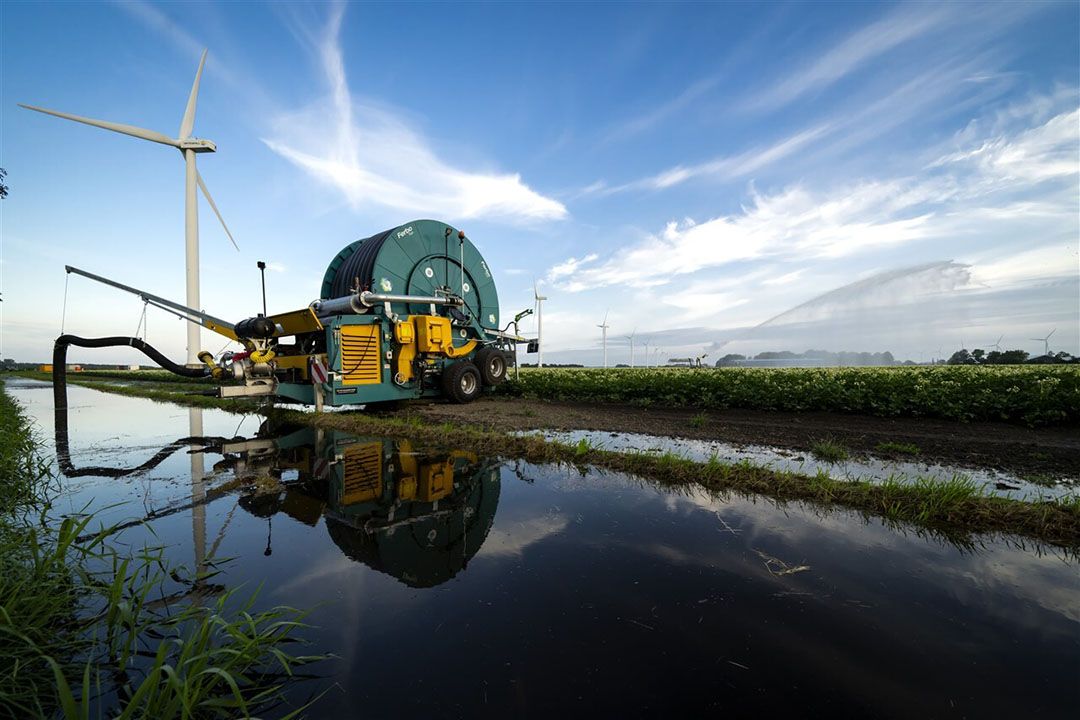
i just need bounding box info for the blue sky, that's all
[2,0,1077,365]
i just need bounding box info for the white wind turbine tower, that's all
[626,328,637,368]
[597,311,610,369]
[21,49,237,365]
[1031,328,1056,357]
[533,280,548,368]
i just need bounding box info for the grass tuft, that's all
[810,438,849,463]
[875,441,921,456]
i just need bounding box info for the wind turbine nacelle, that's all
[179,138,217,153]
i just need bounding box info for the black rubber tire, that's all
[474,348,508,386]
[441,362,482,404]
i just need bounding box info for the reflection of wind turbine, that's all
[990,335,1004,352]
[533,281,547,368]
[20,49,237,365]
[189,407,207,599]
[1030,328,1055,356]
[597,311,610,368]
[626,328,637,368]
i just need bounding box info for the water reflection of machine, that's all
[218,424,502,588]
[53,392,502,587]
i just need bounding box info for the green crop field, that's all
[500,366,1080,427]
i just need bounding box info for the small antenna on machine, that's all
[257,261,267,316]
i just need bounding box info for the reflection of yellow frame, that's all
[418,460,454,502]
[342,442,382,505]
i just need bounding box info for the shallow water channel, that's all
[7,378,1079,717]
[519,429,1080,500]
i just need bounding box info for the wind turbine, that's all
[990,335,1004,352]
[597,311,610,368]
[533,280,547,368]
[21,49,237,366]
[625,328,637,368]
[1030,328,1056,357]
[642,337,651,368]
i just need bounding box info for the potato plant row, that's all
[500,366,1080,426]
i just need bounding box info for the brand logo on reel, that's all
[396,226,414,239]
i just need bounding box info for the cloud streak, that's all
[263,5,567,223]
[743,4,955,112]
[551,102,1078,295]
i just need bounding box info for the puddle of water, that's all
[521,429,1079,500]
[5,378,1079,717]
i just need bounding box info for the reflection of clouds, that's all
[274,551,360,595]
[660,484,1080,630]
[478,515,570,558]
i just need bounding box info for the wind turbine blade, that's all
[19,104,177,147]
[533,279,539,300]
[196,170,238,251]
[180,49,208,139]
[1047,328,1056,340]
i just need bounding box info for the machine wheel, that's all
[474,348,508,385]
[441,362,482,404]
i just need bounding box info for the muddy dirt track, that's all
[402,395,1080,478]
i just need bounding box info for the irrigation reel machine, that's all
[54,220,531,409]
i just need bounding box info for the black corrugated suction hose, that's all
[52,334,209,410]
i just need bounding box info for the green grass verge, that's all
[497,365,1080,427]
[810,438,850,462]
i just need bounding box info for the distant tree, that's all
[948,349,975,365]
[0,168,7,199]
[999,349,1029,364]
[971,348,986,362]
[715,354,746,367]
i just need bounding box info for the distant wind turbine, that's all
[21,49,237,366]
[990,335,1004,352]
[533,280,547,368]
[1030,328,1056,356]
[625,328,637,368]
[597,311,610,368]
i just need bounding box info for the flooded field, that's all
[7,377,1079,717]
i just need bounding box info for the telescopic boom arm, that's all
[65,265,238,340]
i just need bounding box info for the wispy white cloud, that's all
[263,5,567,223]
[602,77,720,145]
[552,101,1079,295]
[742,4,956,112]
[584,124,833,196]
[931,108,1080,184]
[588,53,1008,198]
